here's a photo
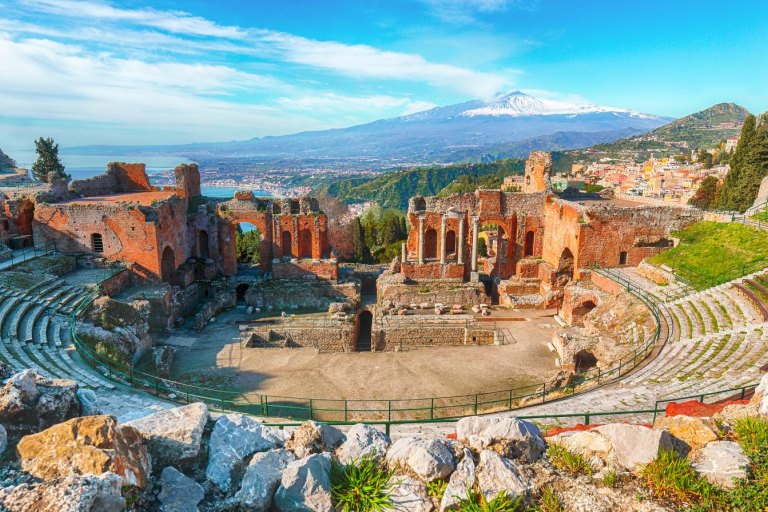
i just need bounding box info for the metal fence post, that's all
[388,400,392,422]
[585,412,590,425]
[430,398,434,419]
[309,399,314,421]
[473,394,478,415]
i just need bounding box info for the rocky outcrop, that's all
[125,402,208,470]
[653,414,718,450]
[0,370,81,431]
[335,423,390,464]
[284,420,345,459]
[158,466,205,512]
[76,389,101,416]
[388,475,432,512]
[17,415,150,488]
[476,450,531,502]
[751,372,768,416]
[0,424,6,457]
[206,413,285,491]
[0,473,125,512]
[456,416,545,462]
[273,453,333,512]
[230,449,296,510]
[440,449,475,511]
[386,437,455,482]
[692,441,749,489]
[593,424,676,473]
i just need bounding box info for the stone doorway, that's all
[236,284,249,304]
[356,310,373,352]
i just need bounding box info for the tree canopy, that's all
[31,137,69,183]
[716,114,768,212]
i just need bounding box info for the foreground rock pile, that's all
[0,368,765,511]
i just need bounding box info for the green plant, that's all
[427,479,448,500]
[330,455,394,512]
[602,469,618,488]
[459,486,522,512]
[530,485,564,512]
[547,445,593,476]
[641,449,718,507]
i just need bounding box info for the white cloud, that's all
[23,0,246,38]
[418,0,532,24]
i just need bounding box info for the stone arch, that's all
[445,230,456,256]
[558,247,575,277]
[571,299,597,327]
[424,228,437,259]
[356,310,373,352]
[574,350,598,374]
[619,251,628,265]
[414,197,426,211]
[236,283,249,303]
[298,227,312,259]
[524,230,535,257]
[161,246,177,284]
[281,230,292,258]
[198,230,210,259]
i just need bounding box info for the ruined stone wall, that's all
[376,319,496,351]
[523,151,552,194]
[378,277,487,306]
[246,322,354,353]
[70,163,152,197]
[174,164,201,199]
[399,262,465,280]
[541,199,583,276]
[246,279,353,310]
[97,269,131,297]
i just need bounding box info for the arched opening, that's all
[619,251,628,265]
[424,228,437,259]
[571,300,597,327]
[298,227,312,259]
[22,238,33,248]
[445,230,456,257]
[90,233,104,253]
[356,310,373,352]
[236,223,261,264]
[236,284,249,303]
[414,198,426,211]
[281,230,292,258]
[558,247,575,277]
[524,231,535,257]
[574,350,598,374]
[198,230,210,259]
[161,246,177,284]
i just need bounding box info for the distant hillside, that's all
[594,103,748,153]
[0,148,16,171]
[313,159,524,210]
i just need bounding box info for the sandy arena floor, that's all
[166,307,561,401]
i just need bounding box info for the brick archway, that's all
[161,246,177,284]
[424,229,437,259]
[298,228,312,259]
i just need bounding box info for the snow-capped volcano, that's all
[461,91,659,119]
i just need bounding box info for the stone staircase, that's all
[0,278,172,422]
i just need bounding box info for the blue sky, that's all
[1,0,767,150]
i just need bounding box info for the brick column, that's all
[471,216,479,272]
[458,215,465,265]
[418,215,425,265]
[440,215,447,264]
[401,242,407,262]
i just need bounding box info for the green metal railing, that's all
[70,267,667,423]
[652,383,758,423]
[0,241,58,273]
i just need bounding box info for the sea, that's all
[10,150,271,200]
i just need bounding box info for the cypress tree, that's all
[716,114,768,212]
[31,137,69,183]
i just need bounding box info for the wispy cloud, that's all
[417,0,532,24]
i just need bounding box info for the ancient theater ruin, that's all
[0,152,708,401]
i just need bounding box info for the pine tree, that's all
[31,137,69,183]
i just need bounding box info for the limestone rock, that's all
[274,453,333,512]
[125,402,208,469]
[751,372,768,416]
[0,473,125,512]
[0,423,6,457]
[35,378,80,429]
[386,437,455,482]
[692,441,749,489]
[0,370,39,423]
[76,389,101,416]
[440,449,476,512]
[456,416,546,462]
[546,429,613,471]
[714,403,759,424]
[206,413,286,491]
[388,475,433,512]
[336,423,390,464]
[158,466,205,512]
[653,415,718,450]
[17,415,150,488]
[231,449,296,511]
[285,420,345,459]
[594,424,675,473]
[476,450,530,502]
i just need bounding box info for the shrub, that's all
[547,445,593,476]
[458,486,523,512]
[329,455,394,512]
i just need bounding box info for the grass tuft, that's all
[530,485,564,512]
[427,479,448,500]
[330,455,394,512]
[641,449,718,507]
[547,445,593,476]
[459,486,523,512]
